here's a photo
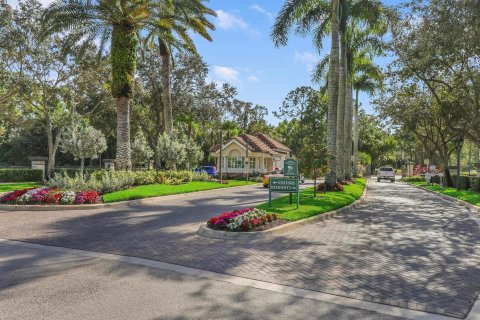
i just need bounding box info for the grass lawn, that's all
[0,182,41,193]
[410,182,480,207]
[102,180,257,203]
[257,178,366,221]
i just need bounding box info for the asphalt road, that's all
[0,242,406,320]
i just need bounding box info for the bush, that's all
[157,170,193,184]
[401,175,424,182]
[54,168,103,178]
[0,169,43,182]
[192,171,210,182]
[471,178,480,193]
[132,170,157,185]
[47,171,135,194]
[316,182,344,192]
[451,175,471,190]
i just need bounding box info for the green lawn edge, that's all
[409,182,480,207]
[0,182,41,193]
[102,180,257,203]
[257,178,366,221]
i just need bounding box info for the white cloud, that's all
[250,4,273,19]
[294,51,320,70]
[215,10,248,30]
[247,75,259,83]
[212,66,240,83]
[215,9,260,37]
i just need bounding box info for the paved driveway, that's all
[0,180,479,318]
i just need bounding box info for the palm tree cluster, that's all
[272,0,387,185]
[41,0,215,169]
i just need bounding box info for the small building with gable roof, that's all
[210,133,291,176]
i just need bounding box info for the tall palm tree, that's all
[351,51,383,176]
[313,0,386,180]
[272,0,339,186]
[42,0,214,169]
[144,0,215,136]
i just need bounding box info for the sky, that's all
[8,0,403,125]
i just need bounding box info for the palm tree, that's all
[351,51,383,176]
[42,0,214,169]
[272,0,339,186]
[144,0,215,136]
[313,1,386,180]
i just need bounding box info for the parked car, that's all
[194,166,217,176]
[377,166,395,182]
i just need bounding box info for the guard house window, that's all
[249,157,256,169]
[228,157,245,168]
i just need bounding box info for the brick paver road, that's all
[0,180,479,318]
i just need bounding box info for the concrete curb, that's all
[197,180,369,240]
[0,183,261,212]
[407,182,480,227]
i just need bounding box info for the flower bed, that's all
[0,187,101,205]
[207,208,282,232]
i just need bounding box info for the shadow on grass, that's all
[257,179,366,221]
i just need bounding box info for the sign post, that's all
[269,158,300,209]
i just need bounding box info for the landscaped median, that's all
[198,178,367,240]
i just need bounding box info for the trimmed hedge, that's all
[0,169,43,182]
[401,175,424,182]
[451,175,471,190]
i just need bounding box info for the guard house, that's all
[210,133,291,176]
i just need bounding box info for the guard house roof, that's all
[212,133,291,155]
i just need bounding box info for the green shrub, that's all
[401,175,424,182]
[0,169,44,182]
[54,168,103,178]
[192,171,210,182]
[451,175,471,190]
[470,178,479,193]
[157,170,192,184]
[132,170,156,185]
[47,171,135,194]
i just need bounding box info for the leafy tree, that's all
[156,131,186,170]
[232,100,268,133]
[358,110,397,173]
[274,86,327,178]
[389,0,480,146]
[60,122,107,174]
[131,131,154,166]
[1,0,98,177]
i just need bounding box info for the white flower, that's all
[60,191,76,205]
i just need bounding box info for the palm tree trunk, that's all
[159,40,173,135]
[325,0,340,187]
[353,89,359,177]
[111,25,137,170]
[344,82,353,179]
[335,33,347,181]
[115,96,132,169]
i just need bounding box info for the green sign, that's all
[269,177,300,209]
[283,158,298,177]
[270,177,298,193]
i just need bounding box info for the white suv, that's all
[377,166,395,182]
